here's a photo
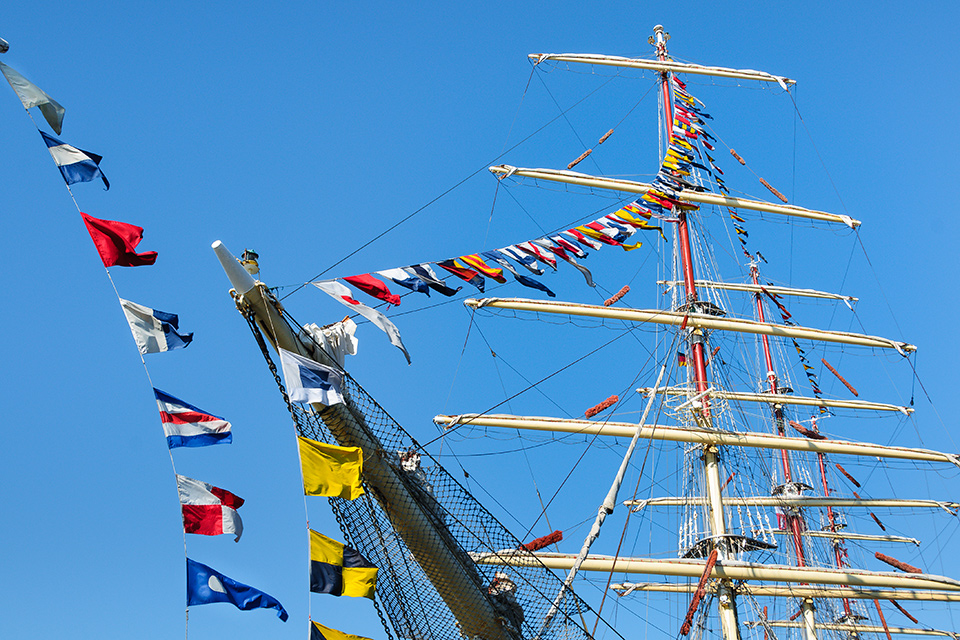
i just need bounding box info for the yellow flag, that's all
[298,436,365,500]
[311,621,373,640]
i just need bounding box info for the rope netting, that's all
[237,297,601,640]
[292,376,598,640]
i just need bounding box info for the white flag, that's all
[0,61,64,134]
[313,280,411,364]
[278,348,345,406]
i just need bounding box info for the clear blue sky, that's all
[2,2,959,638]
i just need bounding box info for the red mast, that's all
[654,29,710,407]
[751,263,810,568]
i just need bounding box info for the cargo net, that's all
[289,372,599,640]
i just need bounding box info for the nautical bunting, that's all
[154,389,232,448]
[80,212,157,267]
[186,558,288,621]
[298,436,365,500]
[39,131,109,190]
[120,299,193,354]
[278,348,345,405]
[177,475,245,542]
[310,529,377,598]
[0,61,64,134]
[311,621,373,640]
[313,281,411,364]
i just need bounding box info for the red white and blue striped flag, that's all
[154,388,232,449]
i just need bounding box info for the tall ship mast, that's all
[215,25,960,640]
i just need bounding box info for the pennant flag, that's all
[562,229,602,251]
[549,234,587,259]
[311,621,372,640]
[515,241,557,270]
[278,348,345,405]
[343,274,401,306]
[177,475,244,542]
[310,530,377,598]
[533,238,595,287]
[80,212,157,267]
[499,245,545,275]
[298,436,365,500]
[313,280,412,364]
[583,222,642,250]
[186,558,288,621]
[437,259,485,291]
[459,254,506,283]
[39,131,109,190]
[120,299,193,354]
[154,389,232,449]
[481,251,556,298]
[405,264,461,297]
[377,268,429,296]
[0,61,64,134]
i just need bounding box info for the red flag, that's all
[343,274,401,306]
[80,212,158,267]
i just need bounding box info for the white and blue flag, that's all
[278,348,344,406]
[120,298,193,354]
[40,131,109,190]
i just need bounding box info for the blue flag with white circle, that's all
[186,558,288,622]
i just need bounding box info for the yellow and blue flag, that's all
[311,621,372,640]
[310,530,377,599]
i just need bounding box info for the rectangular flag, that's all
[481,251,556,298]
[177,475,244,542]
[186,558,288,621]
[377,268,429,296]
[0,61,64,134]
[310,530,377,598]
[80,212,157,267]
[313,280,411,364]
[39,131,109,190]
[120,299,193,354]
[311,621,372,640]
[278,348,344,405]
[405,264,461,297]
[343,274,401,306]
[298,436,365,500]
[154,388,232,448]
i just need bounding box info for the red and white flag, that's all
[313,280,411,364]
[176,475,244,542]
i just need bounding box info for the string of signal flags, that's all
[1,52,379,639]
